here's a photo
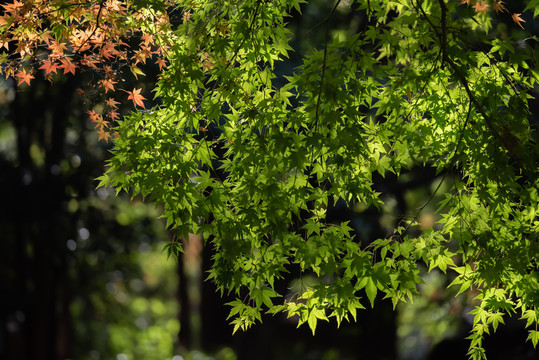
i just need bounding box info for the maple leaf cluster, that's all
[459,0,526,29]
[87,97,122,142]
[0,0,173,141]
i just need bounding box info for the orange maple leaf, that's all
[87,110,110,129]
[156,57,167,70]
[1,0,24,16]
[140,33,154,46]
[133,48,151,64]
[14,42,31,58]
[49,40,67,56]
[15,69,34,86]
[123,88,146,108]
[81,54,99,69]
[60,58,77,75]
[70,30,91,52]
[512,13,525,29]
[473,1,488,14]
[100,78,118,93]
[100,42,117,60]
[203,60,215,72]
[39,59,59,75]
[492,1,507,14]
[182,10,192,22]
[105,98,120,109]
[97,127,112,142]
[97,118,110,129]
[87,110,102,123]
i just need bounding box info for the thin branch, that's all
[305,0,342,38]
[417,0,523,166]
[452,101,474,165]
[401,101,473,238]
[226,1,262,71]
[74,0,105,56]
[314,0,342,131]
[193,0,261,114]
[443,56,503,144]
[413,0,440,38]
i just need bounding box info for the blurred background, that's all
[1,1,538,359]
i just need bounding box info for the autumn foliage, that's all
[459,0,526,27]
[0,0,175,139]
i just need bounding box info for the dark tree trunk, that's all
[1,77,78,360]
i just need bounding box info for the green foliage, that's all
[98,0,539,357]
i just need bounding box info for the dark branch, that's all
[314,0,342,131]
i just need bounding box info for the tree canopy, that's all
[2,1,539,359]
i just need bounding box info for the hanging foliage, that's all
[2,1,538,358]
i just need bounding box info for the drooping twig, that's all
[400,102,473,238]
[75,0,105,56]
[314,0,342,131]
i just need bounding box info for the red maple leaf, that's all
[87,110,102,123]
[122,88,146,108]
[203,60,215,72]
[107,110,119,121]
[15,69,34,86]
